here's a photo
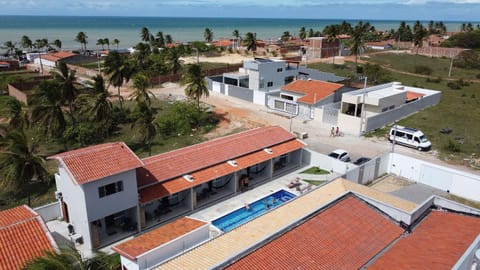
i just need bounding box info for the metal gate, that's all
[322,102,340,125]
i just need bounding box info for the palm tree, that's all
[21,35,33,52]
[0,129,48,191]
[308,28,314,38]
[103,51,132,106]
[244,32,257,54]
[133,42,151,70]
[299,27,307,41]
[131,102,157,156]
[155,31,165,48]
[129,73,154,105]
[183,64,209,110]
[412,20,427,64]
[0,96,27,132]
[113,38,120,49]
[2,41,17,56]
[51,61,78,118]
[30,80,66,138]
[75,31,88,53]
[103,38,110,50]
[34,38,48,74]
[23,245,119,270]
[165,34,173,45]
[53,39,62,51]
[166,47,182,75]
[204,28,213,43]
[232,29,240,49]
[350,21,372,74]
[323,24,340,64]
[281,31,291,42]
[96,39,105,50]
[141,27,151,44]
[79,75,113,123]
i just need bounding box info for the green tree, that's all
[0,129,48,191]
[131,102,157,156]
[0,96,27,132]
[350,21,372,74]
[166,47,182,75]
[281,31,291,42]
[103,51,133,106]
[308,28,314,38]
[183,64,209,110]
[413,20,427,55]
[204,28,213,43]
[103,38,110,49]
[52,61,78,117]
[323,24,341,64]
[244,32,257,53]
[232,29,240,49]
[30,80,66,138]
[113,39,120,49]
[165,34,173,45]
[141,27,152,45]
[75,31,88,53]
[299,27,307,40]
[53,39,62,51]
[34,38,48,74]
[96,39,105,50]
[155,31,165,48]
[129,73,154,105]
[20,35,33,52]
[133,42,151,70]
[23,245,119,270]
[2,41,17,56]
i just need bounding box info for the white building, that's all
[337,82,441,135]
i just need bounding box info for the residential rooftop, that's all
[282,79,344,105]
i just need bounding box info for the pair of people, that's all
[330,126,340,137]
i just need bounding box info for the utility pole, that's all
[360,77,368,134]
[448,52,454,77]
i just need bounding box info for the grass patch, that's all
[301,166,330,175]
[303,180,327,186]
[447,194,480,209]
[364,127,389,138]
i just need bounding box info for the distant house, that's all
[33,51,80,68]
[365,41,393,50]
[268,79,352,119]
[0,205,58,270]
[208,58,301,105]
[338,82,441,135]
[212,39,234,49]
[0,61,10,69]
[305,37,340,59]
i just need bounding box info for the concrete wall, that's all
[388,153,480,202]
[7,84,29,104]
[34,201,61,222]
[226,84,254,103]
[365,92,442,132]
[301,149,351,174]
[82,170,138,222]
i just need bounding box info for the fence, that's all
[34,201,61,222]
[149,64,242,85]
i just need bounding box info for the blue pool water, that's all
[212,189,296,232]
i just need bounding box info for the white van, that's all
[389,125,431,151]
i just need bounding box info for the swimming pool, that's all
[212,189,296,232]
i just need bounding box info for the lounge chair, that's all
[287,177,301,188]
[296,183,313,193]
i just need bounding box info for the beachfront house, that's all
[337,82,441,135]
[33,51,80,68]
[49,126,305,250]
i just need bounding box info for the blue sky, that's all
[1,0,480,21]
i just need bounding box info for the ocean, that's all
[0,16,470,52]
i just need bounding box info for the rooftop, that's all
[282,79,344,105]
[49,142,144,185]
[40,51,77,62]
[0,205,57,270]
[137,126,296,187]
[112,217,207,261]
[226,195,404,269]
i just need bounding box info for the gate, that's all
[322,102,340,125]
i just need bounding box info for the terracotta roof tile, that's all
[369,211,480,269]
[282,80,344,105]
[112,217,207,261]
[226,195,403,270]
[0,206,56,270]
[49,142,143,185]
[406,91,425,101]
[139,139,304,203]
[40,51,77,62]
[137,126,295,187]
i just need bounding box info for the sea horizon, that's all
[0,16,477,53]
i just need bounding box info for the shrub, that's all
[426,77,442,83]
[414,65,433,75]
[476,73,480,79]
[447,81,462,90]
[444,139,461,153]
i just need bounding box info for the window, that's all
[280,94,293,100]
[98,181,124,198]
[267,81,273,87]
[277,68,283,72]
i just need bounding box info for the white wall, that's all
[120,257,139,270]
[34,201,61,222]
[55,164,91,249]
[337,113,362,136]
[136,223,210,270]
[253,90,267,105]
[388,153,480,202]
[82,170,138,221]
[303,149,351,174]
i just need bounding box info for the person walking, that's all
[330,127,335,137]
[335,126,340,137]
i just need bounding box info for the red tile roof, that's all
[282,80,344,105]
[369,211,480,269]
[49,142,144,185]
[226,195,403,270]
[212,39,233,47]
[137,126,296,187]
[139,139,304,203]
[0,205,57,270]
[406,91,425,101]
[112,217,207,261]
[40,51,77,62]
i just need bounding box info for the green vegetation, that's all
[301,166,330,175]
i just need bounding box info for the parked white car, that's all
[328,149,351,162]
